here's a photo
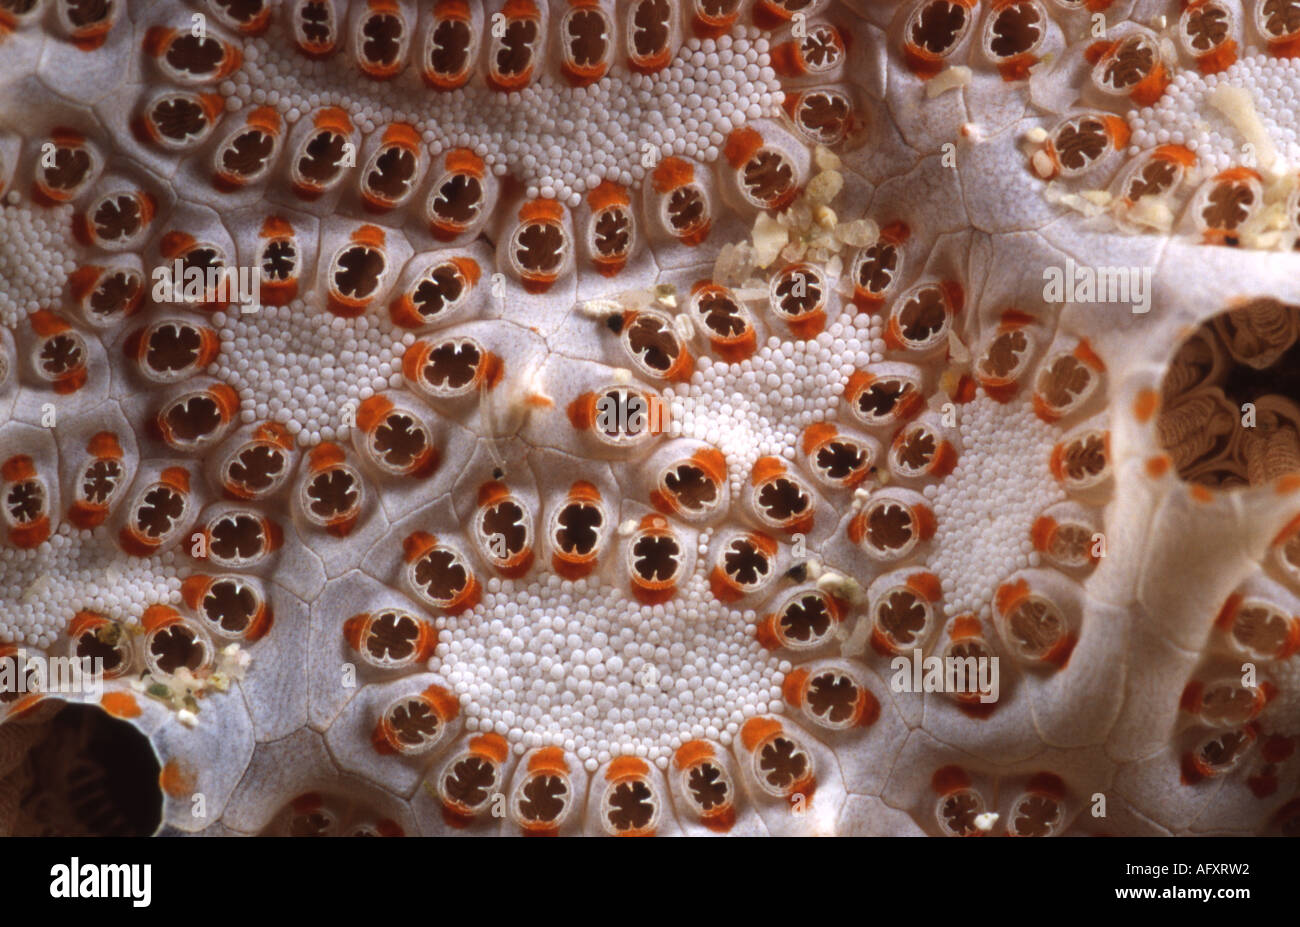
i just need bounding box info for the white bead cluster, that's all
[0,197,77,329]
[0,524,182,648]
[926,396,1063,619]
[431,570,786,771]
[227,26,782,207]
[211,300,411,446]
[665,313,884,499]
[1127,55,1300,177]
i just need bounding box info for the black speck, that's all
[605,314,624,334]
